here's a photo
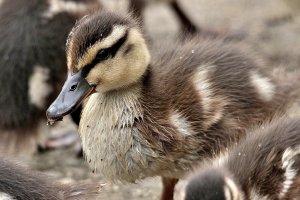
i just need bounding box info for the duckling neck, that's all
[79,81,145,181]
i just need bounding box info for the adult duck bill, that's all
[46,70,94,122]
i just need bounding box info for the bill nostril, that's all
[69,84,78,91]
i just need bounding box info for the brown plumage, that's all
[175,117,300,200]
[0,158,103,200]
[46,11,299,200]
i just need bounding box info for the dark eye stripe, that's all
[81,31,128,77]
[82,62,94,77]
[109,30,128,57]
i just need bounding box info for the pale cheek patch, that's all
[170,110,195,136]
[91,52,140,92]
[28,66,53,109]
[43,0,89,19]
[87,28,150,92]
[0,192,15,200]
[250,71,275,102]
[87,58,124,92]
[279,145,300,198]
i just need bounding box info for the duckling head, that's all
[177,168,243,200]
[46,11,150,121]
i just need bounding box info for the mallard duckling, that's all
[47,11,298,200]
[0,158,103,199]
[0,0,100,156]
[175,117,300,200]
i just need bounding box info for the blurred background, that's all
[0,0,300,199]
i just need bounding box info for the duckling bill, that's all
[47,71,94,122]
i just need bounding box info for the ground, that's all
[30,0,300,199]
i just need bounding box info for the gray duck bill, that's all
[46,70,94,122]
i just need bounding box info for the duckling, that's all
[46,11,298,200]
[0,158,103,199]
[175,117,300,200]
[0,0,100,156]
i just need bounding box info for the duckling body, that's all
[79,32,296,182]
[79,36,293,182]
[0,0,99,156]
[0,158,103,200]
[176,117,300,200]
[47,11,298,199]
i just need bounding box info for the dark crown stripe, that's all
[82,31,128,77]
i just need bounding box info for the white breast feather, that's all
[79,85,159,182]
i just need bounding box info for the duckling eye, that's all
[69,83,78,91]
[95,49,110,62]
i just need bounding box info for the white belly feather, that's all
[79,86,159,182]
